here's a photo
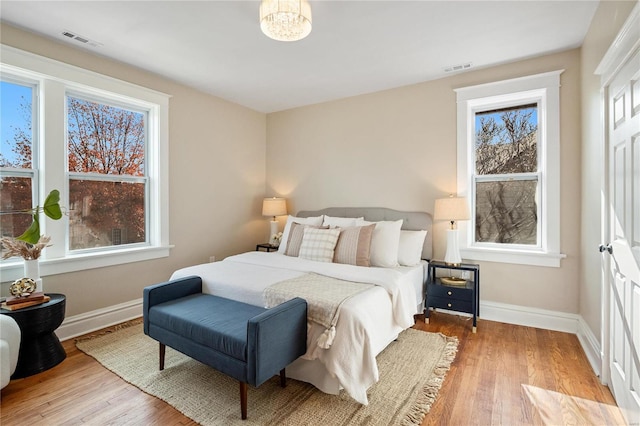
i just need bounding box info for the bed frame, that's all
[297,207,433,261]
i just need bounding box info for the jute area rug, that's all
[76,322,457,426]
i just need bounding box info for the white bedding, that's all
[170,251,425,404]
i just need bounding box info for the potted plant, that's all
[1,190,63,290]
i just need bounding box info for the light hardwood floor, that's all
[0,312,625,425]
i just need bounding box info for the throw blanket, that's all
[264,273,373,349]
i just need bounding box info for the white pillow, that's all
[362,219,403,267]
[322,215,364,228]
[298,227,341,263]
[278,215,324,254]
[397,230,427,266]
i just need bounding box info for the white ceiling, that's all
[0,1,599,113]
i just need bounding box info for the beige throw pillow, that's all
[298,227,341,263]
[333,224,376,267]
[285,223,326,257]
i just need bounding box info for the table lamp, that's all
[434,195,470,266]
[262,197,287,243]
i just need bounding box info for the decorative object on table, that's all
[269,231,283,247]
[259,0,312,42]
[0,237,50,293]
[9,278,38,297]
[262,197,287,243]
[0,189,63,292]
[440,276,467,287]
[2,291,50,311]
[434,195,470,266]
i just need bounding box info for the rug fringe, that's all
[74,317,143,343]
[402,333,459,426]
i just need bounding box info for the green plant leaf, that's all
[16,214,40,245]
[43,189,62,220]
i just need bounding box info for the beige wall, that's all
[0,24,267,317]
[267,49,583,313]
[579,1,637,341]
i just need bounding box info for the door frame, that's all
[595,2,640,389]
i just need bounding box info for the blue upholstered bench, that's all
[143,275,307,420]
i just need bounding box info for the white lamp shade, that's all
[433,197,470,222]
[262,197,287,217]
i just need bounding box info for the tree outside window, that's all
[0,80,36,239]
[67,96,148,250]
[474,104,539,245]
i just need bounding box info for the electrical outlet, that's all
[461,271,471,280]
[209,256,216,263]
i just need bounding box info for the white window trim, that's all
[0,45,172,281]
[455,70,566,267]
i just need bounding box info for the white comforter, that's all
[170,251,422,404]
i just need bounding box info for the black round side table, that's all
[0,293,66,379]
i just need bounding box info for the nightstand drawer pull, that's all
[447,291,452,295]
[447,303,452,308]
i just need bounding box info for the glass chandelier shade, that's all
[260,0,312,42]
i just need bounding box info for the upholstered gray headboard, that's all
[297,207,433,261]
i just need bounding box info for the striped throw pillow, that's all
[284,223,308,257]
[333,224,376,266]
[298,227,341,263]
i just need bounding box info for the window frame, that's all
[65,90,151,253]
[0,45,171,282]
[455,70,565,267]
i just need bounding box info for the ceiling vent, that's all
[61,30,103,48]
[444,63,472,73]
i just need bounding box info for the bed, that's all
[170,207,432,404]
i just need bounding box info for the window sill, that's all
[460,247,566,268]
[0,245,174,282]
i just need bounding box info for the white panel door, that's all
[606,45,640,425]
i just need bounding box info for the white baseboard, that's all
[576,316,602,377]
[479,300,579,333]
[56,298,143,341]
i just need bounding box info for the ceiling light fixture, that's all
[260,0,312,42]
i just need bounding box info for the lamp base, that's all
[444,229,462,265]
[269,220,279,244]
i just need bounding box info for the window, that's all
[455,71,565,267]
[0,78,37,239]
[474,104,539,245]
[67,94,148,250]
[0,45,170,281]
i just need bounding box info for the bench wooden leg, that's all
[240,381,248,420]
[159,343,165,371]
[280,368,286,387]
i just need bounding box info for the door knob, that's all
[599,244,613,254]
